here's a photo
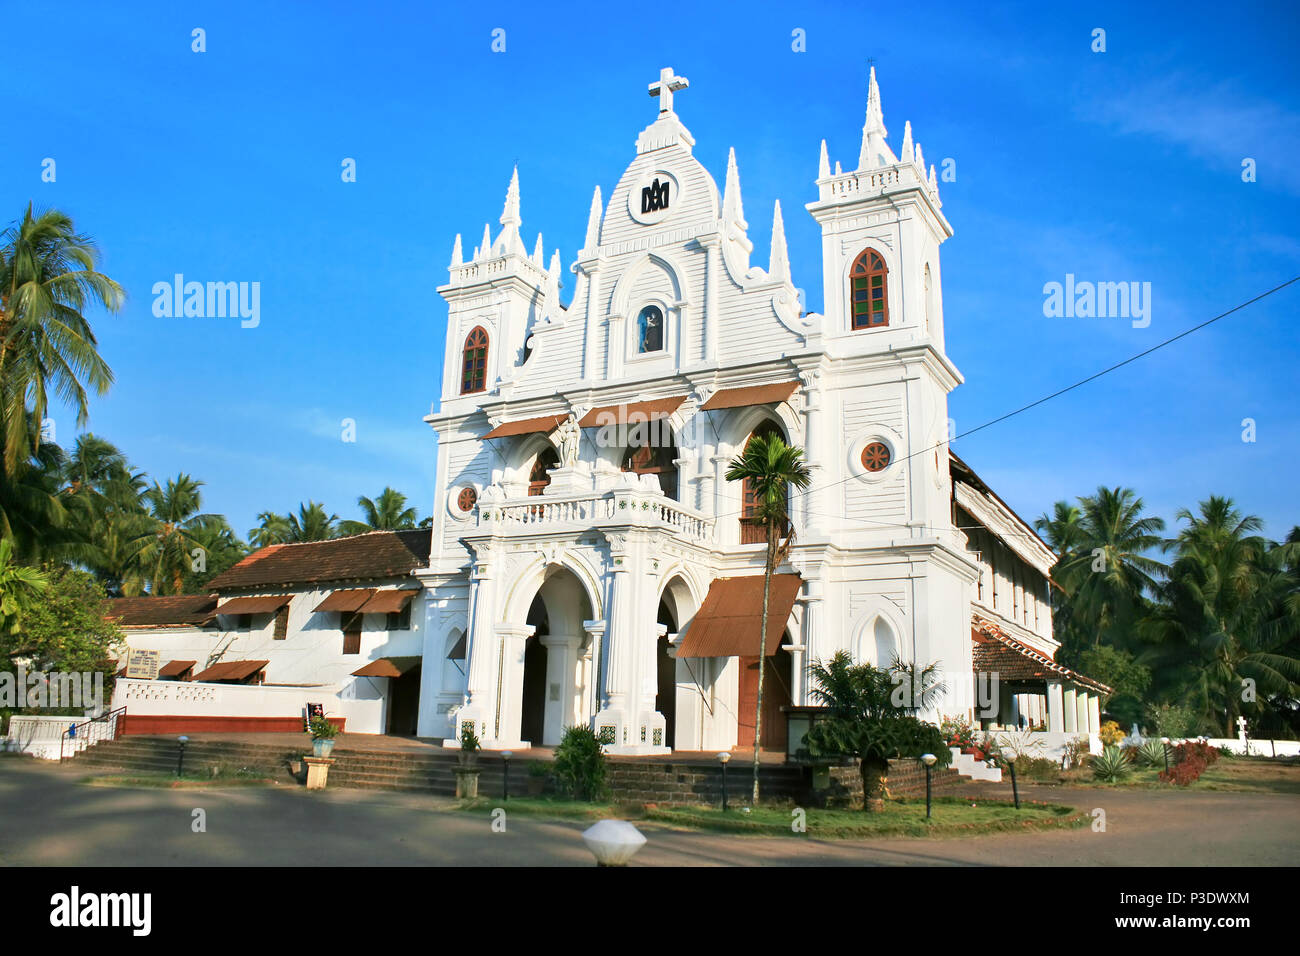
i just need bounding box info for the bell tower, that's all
[806,68,953,355]
[437,166,558,407]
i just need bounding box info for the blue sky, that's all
[6,0,1298,541]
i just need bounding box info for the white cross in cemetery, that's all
[649,67,689,114]
[1236,715,1248,739]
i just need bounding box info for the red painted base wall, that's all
[120,715,346,735]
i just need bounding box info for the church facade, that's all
[95,67,1109,754]
[415,66,1093,754]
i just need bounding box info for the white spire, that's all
[450,233,463,267]
[548,249,561,283]
[818,139,830,179]
[900,121,913,167]
[723,147,746,228]
[500,165,521,229]
[929,164,938,192]
[769,200,791,285]
[479,222,492,259]
[533,233,544,266]
[914,142,925,172]
[584,185,602,250]
[857,66,892,170]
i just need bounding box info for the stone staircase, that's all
[67,736,973,806]
[69,735,518,796]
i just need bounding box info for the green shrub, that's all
[552,726,608,802]
[1134,739,1166,767]
[1090,745,1131,783]
[307,715,338,739]
[1011,756,1060,780]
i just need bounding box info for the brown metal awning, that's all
[158,660,196,679]
[191,660,269,683]
[352,656,422,679]
[578,396,687,428]
[314,588,375,612]
[674,574,802,658]
[482,414,568,440]
[701,380,800,411]
[358,589,416,614]
[214,595,291,615]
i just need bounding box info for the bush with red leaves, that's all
[1158,741,1218,785]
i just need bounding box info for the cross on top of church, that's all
[648,67,689,115]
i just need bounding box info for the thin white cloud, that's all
[1076,73,1300,194]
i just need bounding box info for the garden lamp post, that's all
[502,750,512,802]
[176,735,189,778]
[717,751,731,812]
[1004,750,1020,809]
[1160,737,1170,774]
[582,820,646,867]
[921,753,937,819]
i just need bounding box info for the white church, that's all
[413,66,1107,754]
[103,67,1109,757]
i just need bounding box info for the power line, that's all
[709,275,1300,523]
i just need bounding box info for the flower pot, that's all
[455,768,480,799]
[312,738,335,758]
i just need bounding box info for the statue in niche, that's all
[554,414,581,468]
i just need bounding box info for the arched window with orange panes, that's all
[739,420,786,544]
[849,249,889,329]
[460,326,489,394]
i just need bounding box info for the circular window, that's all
[457,487,478,513]
[861,442,891,473]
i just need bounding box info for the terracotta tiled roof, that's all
[971,616,1111,695]
[700,380,800,411]
[206,530,430,591]
[107,595,217,628]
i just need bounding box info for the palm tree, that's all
[0,537,48,635]
[1048,487,1166,660]
[803,651,951,812]
[0,420,70,563]
[58,433,151,592]
[130,474,219,594]
[0,204,124,473]
[338,487,418,535]
[724,430,811,804]
[1145,497,1300,735]
[249,510,293,548]
[250,501,339,546]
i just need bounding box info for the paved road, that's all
[1,758,1296,866]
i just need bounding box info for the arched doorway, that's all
[655,598,677,749]
[511,565,594,748]
[529,447,559,496]
[737,633,792,752]
[521,597,549,746]
[622,427,679,500]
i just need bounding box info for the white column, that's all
[494,622,534,747]
[1076,690,1090,736]
[701,236,720,363]
[799,580,824,706]
[1063,686,1077,733]
[1087,693,1101,734]
[799,369,823,535]
[1046,681,1064,733]
[540,633,581,746]
[582,263,602,381]
[605,314,625,380]
[448,544,500,745]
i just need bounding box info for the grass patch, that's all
[644,797,1086,839]
[453,795,1086,838]
[1036,753,1300,795]
[82,770,279,790]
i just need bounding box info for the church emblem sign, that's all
[628,169,681,225]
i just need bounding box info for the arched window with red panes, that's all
[849,249,889,330]
[739,420,787,545]
[460,326,489,394]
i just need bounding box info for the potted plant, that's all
[308,715,339,757]
[455,725,481,799]
[526,761,549,796]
